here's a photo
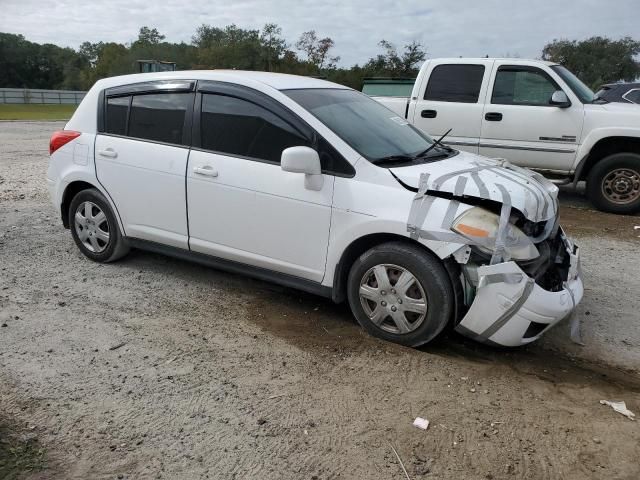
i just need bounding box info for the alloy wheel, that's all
[74,201,110,253]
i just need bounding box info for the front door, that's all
[186,87,334,282]
[479,64,584,172]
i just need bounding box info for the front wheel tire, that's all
[586,153,640,214]
[347,242,454,347]
[68,188,129,263]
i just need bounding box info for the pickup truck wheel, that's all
[586,153,640,214]
[69,188,129,263]
[347,242,453,347]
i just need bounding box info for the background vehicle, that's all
[595,82,640,105]
[361,77,415,97]
[371,58,640,214]
[47,71,582,348]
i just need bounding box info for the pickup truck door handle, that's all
[193,165,218,177]
[421,109,437,118]
[97,148,118,158]
[484,112,503,121]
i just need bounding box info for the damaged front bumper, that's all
[455,230,583,347]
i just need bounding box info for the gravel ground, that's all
[1,122,639,480]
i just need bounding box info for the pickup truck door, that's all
[479,63,584,172]
[409,60,494,154]
[186,85,334,283]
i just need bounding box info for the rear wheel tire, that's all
[347,242,454,347]
[586,153,640,214]
[68,188,129,263]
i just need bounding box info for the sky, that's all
[1,0,638,66]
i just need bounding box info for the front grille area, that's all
[517,230,570,292]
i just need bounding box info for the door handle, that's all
[98,148,118,158]
[193,165,218,177]
[484,112,503,121]
[421,109,437,118]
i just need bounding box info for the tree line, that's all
[0,24,638,92]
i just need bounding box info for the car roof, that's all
[430,57,557,66]
[93,70,348,92]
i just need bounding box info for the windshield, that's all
[284,88,436,162]
[550,65,596,103]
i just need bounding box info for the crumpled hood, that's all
[390,150,559,223]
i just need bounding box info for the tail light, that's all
[49,130,81,155]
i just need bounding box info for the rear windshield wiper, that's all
[415,128,453,158]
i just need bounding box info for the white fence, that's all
[0,88,86,104]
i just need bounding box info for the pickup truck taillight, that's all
[49,130,81,155]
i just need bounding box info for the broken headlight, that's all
[451,207,539,261]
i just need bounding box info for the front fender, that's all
[572,127,640,177]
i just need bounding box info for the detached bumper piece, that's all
[456,231,583,347]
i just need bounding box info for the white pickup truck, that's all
[372,58,640,214]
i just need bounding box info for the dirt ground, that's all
[1,122,639,480]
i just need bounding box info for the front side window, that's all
[200,94,309,163]
[128,93,191,144]
[424,64,485,103]
[105,96,129,135]
[492,67,559,106]
[551,65,595,103]
[285,88,437,162]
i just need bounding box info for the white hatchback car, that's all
[47,71,583,347]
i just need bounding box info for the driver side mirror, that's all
[281,146,323,191]
[550,90,571,108]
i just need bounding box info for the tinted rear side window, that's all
[105,96,129,135]
[424,64,485,103]
[128,93,191,145]
[201,94,309,163]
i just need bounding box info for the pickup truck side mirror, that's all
[281,146,323,191]
[550,90,571,108]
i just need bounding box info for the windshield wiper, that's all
[415,128,453,158]
[371,154,416,165]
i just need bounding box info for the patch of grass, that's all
[0,420,47,479]
[0,104,77,121]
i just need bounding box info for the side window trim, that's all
[490,65,562,107]
[193,84,355,177]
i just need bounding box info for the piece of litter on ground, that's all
[600,400,635,420]
[389,443,411,480]
[108,342,127,351]
[413,417,430,430]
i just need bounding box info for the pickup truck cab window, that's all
[491,66,560,106]
[424,64,485,103]
[200,93,309,164]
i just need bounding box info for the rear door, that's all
[479,63,583,171]
[186,83,342,282]
[95,82,194,248]
[409,60,494,153]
